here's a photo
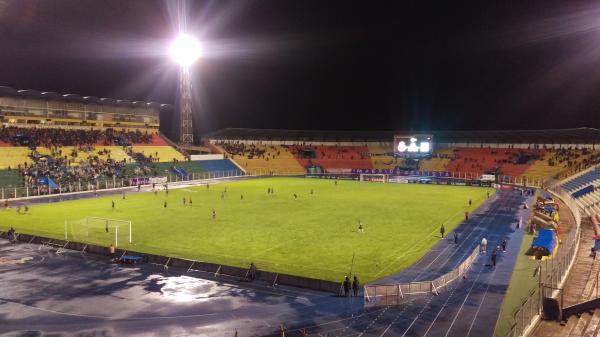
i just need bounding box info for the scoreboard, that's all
[393,134,433,158]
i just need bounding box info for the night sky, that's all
[1,0,599,140]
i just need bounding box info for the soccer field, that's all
[1,177,493,282]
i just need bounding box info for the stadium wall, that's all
[0,232,341,293]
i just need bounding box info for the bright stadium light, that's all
[170,33,202,67]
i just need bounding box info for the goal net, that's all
[65,217,132,248]
[360,173,388,183]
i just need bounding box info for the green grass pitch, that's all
[1,177,493,282]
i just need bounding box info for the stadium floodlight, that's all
[169,33,202,67]
[169,33,201,145]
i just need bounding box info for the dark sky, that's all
[1,0,600,140]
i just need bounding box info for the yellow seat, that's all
[220,145,305,174]
[0,147,33,169]
[131,146,186,162]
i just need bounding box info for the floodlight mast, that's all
[170,34,201,145]
[179,67,194,145]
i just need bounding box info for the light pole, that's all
[170,33,202,145]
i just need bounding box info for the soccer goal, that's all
[360,173,388,183]
[65,217,132,248]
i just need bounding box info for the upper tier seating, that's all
[218,143,305,174]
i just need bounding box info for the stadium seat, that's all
[219,144,306,175]
[0,147,33,169]
[368,145,401,169]
[195,159,244,175]
[131,146,186,163]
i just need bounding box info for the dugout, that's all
[530,228,557,258]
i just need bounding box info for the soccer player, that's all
[164,201,167,208]
[224,187,227,193]
[154,190,158,196]
[206,183,209,190]
[112,200,115,210]
[357,220,364,233]
[122,191,126,200]
[440,224,445,238]
[189,197,192,205]
[16,206,21,214]
[294,193,297,200]
[105,220,109,233]
[468,199,472,206]
[267,187,270,194]
[240,194,244,200]
[221,192,225,200]
[310,189,314,195]
[24,205,28,213]
[212,209,217,220]
[183,197,187,206]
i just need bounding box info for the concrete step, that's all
[582,309,600,337]
[569,313,592,337]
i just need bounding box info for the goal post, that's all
[65,216,132,248]
[360,173,388,183]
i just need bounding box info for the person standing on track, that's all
[440,224,445,238]
[454,231,459,244]
[502,239,507,252]
[352,276,360,297]
[481,237,488,253]
[343,276,351,297]
[491,249,497,267]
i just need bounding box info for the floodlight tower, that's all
[170,33,202,145]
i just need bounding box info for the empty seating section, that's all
[562,167,600,192]
[444,148,540,177]
[0,169,23,187]
[561,166,600,216]
[131,146,186,163]
[291,145,373,171]
[419,158,450,172]
[520,152,566,182]
[219,144,305,174]
[195,159,243,175]
[368,145,400,169]
[0,147,33,169]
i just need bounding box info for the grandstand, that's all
[205,128,600,185]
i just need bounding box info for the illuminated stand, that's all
[170,34,202,145]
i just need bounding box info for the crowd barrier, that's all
[364,244,480,306]
[504,186,581,337]
[0,170,246,202]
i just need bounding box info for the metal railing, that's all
[0,170,245,200]
[364,244,480,306]
[504,187,581,337]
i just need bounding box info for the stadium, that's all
[2,2,600,337]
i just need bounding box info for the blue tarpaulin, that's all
[37,176,58,189]
[532,228,556,256]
